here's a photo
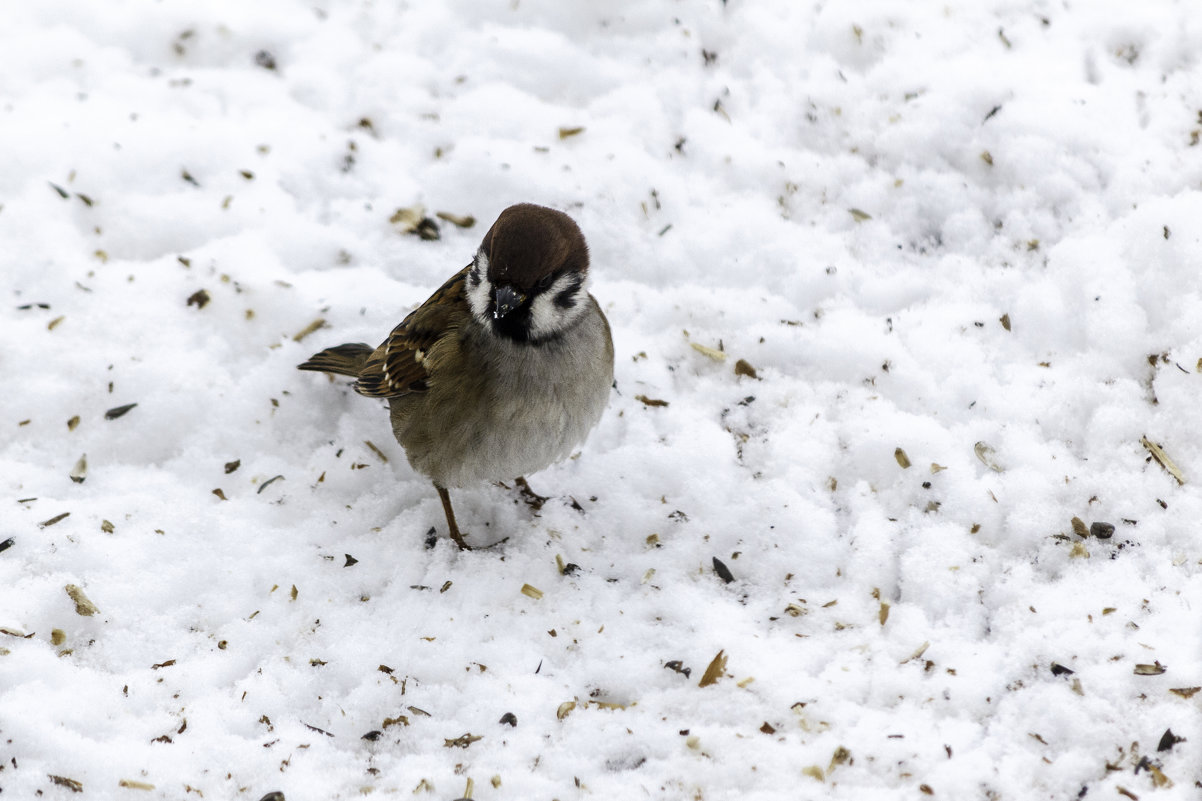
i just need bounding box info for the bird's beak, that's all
[493,285,526,319]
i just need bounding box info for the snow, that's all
[2,0,1201,798]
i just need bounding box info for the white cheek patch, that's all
[466,251,493,326]
[527,271,589,341]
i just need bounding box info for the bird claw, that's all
[449,532,509,552]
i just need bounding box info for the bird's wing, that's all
[354,266,470,398]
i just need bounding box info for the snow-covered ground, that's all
[3,1,1201,798]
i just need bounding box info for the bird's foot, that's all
[427,523,507,552]
[450,531,510,551]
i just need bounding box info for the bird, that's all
[298,203,614,549]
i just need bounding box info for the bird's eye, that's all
[537,273,555,289]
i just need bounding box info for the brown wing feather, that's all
[354,266,470,398]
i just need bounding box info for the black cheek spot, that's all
[553,276,583,309]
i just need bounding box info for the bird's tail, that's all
[297,342,374,378]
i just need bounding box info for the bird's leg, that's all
[436,485,470,550]
[513,476,549,512]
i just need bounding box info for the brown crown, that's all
[479,204,589,290]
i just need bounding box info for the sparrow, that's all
[298,203,614,549]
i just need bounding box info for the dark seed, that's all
[413,217,441,240]
[254,50,277,70]
[1050,662,1075,676]
[258,792,286,801]
[561,562,581,575]
[187,289,210,309]
[712,557,735,584]
[48,775,83,792]
[344,554,358,567]
[0,537,13,554]
[361,730,382,741]
[1157,728,1184,752]
[499,712,517,727]
[424,527,438,549]
[224,459,241,474]
[257,475,284,494]
[104,403,137,420]
[1090,522,1115,539]
[664,660,692,677]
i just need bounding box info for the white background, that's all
[2,1,1200,798]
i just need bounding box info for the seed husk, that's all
[734,359,758,378]
[104,403,138,420]
[443,733,482,748]
[291,319,326,342]
[118,780,155,790]
[634,394,668,407]
[434,211,476,228]
[690,342,726,361]
[698,650,728,687]
[974,441,1002,472]
[1141,436,1184,484]
[65,584,99,616]
[48,775,83,793]
[69,454,87,483]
